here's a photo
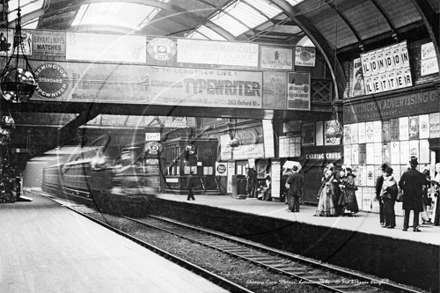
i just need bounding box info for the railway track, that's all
[39,192,254,293]
[125,215,423,293]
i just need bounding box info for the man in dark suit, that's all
[186,171,195,201]
[286,165,304,212]
[375,163,390,227]
[399,156,426,232]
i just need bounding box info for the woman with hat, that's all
[379,166,398,228]
[341,166,359,215]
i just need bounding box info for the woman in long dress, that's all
[341,167,359,215]
[315,169,336,217]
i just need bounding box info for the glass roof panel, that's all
[186,31,208,40]
[23,18,39,29]
[285,0,306,6]
[197,25,226,40]
[225,2,267,29]
[71,1,167,31]
[8,0,44,22]
[211,11,249,37]
[245,0,282,18]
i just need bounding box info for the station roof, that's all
[3,0,439,156]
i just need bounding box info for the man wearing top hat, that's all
[398,156,428,232]
[375,163,390,227]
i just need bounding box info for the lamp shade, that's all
[1,67,37,103]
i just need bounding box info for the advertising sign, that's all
[32,61,150,103]
[360,41,412,94]
[352,58,366,96]
[294,47,315,67]
[260,46,293,70]
[287,72,310,110]
[215,162,228,176]
[177,39,259,67]
[66,32,146,63]
[148,66,262,108]
[262,71,287,109]
[421,42,439,76]
[146,37,177,61]
[32,30,66,57]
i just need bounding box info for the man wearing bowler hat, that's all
[399,156,427,232]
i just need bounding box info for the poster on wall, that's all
[373,121,382,142]
[390,141,400,165]
[408,116,419,140]
[316,121,324,146]
[382,120,391,142]
[374,143,383,164]
[177,39,259,67]
[260,46,293,70]
[419,140,430,164]
[149,66,262,109]
[360,41,412,94]
[344,145,352,165]
[362,189,372,211]
[358,143,366,165]
[429,112,440,138]
[358,122,366,143]
[287,72,311,110]
[350,123,358,144]
[400,140,410,165]
[271,160,281,199]
[263,71,287,109]
[352,58,365,96]
[419,114,430,139]
[399,117,409,141]
[366,143,374,165]
[324,120,342,145]
[33,30,66,57]
[409,140,419,159]
[294,47,315,67]
[262,120,275,158]
[227,161,235,194]
[351,144,359,165]
[343,124,351,145]
[366,165,375,186]
[365,121,374,143]
[302,123,315,146]
[382,143,391,164]
[66,32,146,63]
[421,42,439,76]
[390,118,399,141]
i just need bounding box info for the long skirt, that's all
[383,199,395,228]
[315,184,336,217]
[344,189,359,213]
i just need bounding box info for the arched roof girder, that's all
[368,0,398,42]
[327,2,364,49]
[14,0,237,41]
[270,0,346,101]
[410,0,440,79]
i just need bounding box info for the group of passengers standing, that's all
[314,163,359,217]
[376,156,440,232]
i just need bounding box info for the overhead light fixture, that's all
[0,0,37,103]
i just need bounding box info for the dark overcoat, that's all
[398,168,425,212]
[287,172,304,196]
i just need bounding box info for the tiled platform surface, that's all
[0,192,228,293]
[156,193,440,246]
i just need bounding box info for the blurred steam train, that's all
[41,135,160,216]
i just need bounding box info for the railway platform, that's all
[155,193,440,245]
[152,192,439,292]
[0,191,228,293]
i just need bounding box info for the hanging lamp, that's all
[0,0,37,103]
